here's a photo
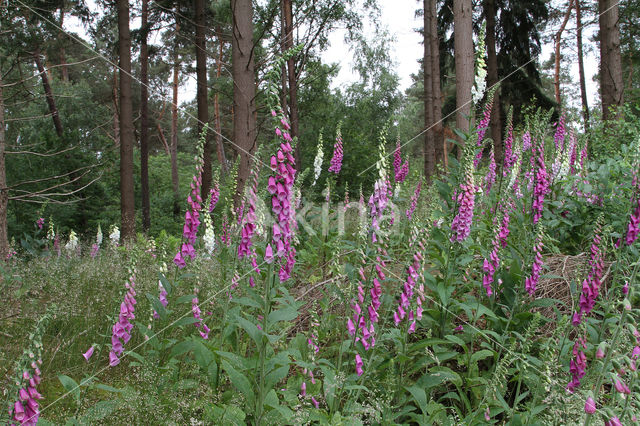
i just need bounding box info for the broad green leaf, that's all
[222,360,255,408]
[172,316,201,328]
[405,385,428,413]
[58,374,81,403]
[267,307,298,325]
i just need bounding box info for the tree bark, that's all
[0,73,9,259]
[423,0,435,181]
[117,0,136,241]
[430,0,444,170]
[214,26,228,174]
[453,0,473,157]
[485,0,502,167]
[554,0,574,106]
[171,20,180,216]
[195,0,213,200]
[33,48,64,138]
[112,69,120,146]
[231,0,257,204]
[576,0,589,129]
[140,0,150,232]
[598,0,623,121]
[283,0,301,167]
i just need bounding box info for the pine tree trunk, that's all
[576,0,590,129]
[171,23,180,216]
[430,0,444,170]
[214,27,228,174]
[117,0,136,241]
[454,0,473,157]
[0,73,9,259]
[554,0,574,106]
[423,0,435,181]
[33,48,64,138]
[140,0,150,232]
[231,0,257,204]
[283,0,301,167]
[195,0,213,200]
[485,0,502,167]
[112,69,120,146]
[598,0,623,121]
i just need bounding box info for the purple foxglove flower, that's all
[485,407,491,421]
[19,388,29,401]
[300,382,306,397]
[311,396,319,409]
[584,396,596,414]
[13,401,25,422]
[355,354,363,376]
[109,351,120,367]
[328,128,344,174]
[605,417,622,426]
[82,346,95,362]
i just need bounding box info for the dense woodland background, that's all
[0,0,636,252]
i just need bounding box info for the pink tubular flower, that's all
[566,337,587,393]
[532,140,549,224]
[267,110,297,282]
[484,144,497,192]
[192,291,209,339]
[624,181,640,246]
[109,273,137,367]
[394,235,427,328]
[573,223,604,325]
[474,89,496,167]
[369,179,390,243]
[238,165,259,259]
[451,165,476,242]
[209,178,220,212]
[569,130,578,175]
[355,353,363,376]
[584,396,596,414]
[393,139,409,183]
[405,181,422,220]
[82,346,95,362]
[174,148,205,268]
[328,126,343,174]
[153,281,169,319]
[36,217,44,230]
[605,417,623,426]
[525,231,544,296]
[502,114,515,176]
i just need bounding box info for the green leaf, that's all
[444,334,466,348]
[265,365,289,392]
[470,349,494,366]
[406,385,428,414]
[237,316,264,347]
[173,316,201,328]
[92,383,124,394]
[146,292,167,320]
[158,272,172,294]
[232,296,262,309]
[267,307,299,325]
[170,340,196,358]
[58,374,81,403]
[176,294,197,304]
[222,360,255,408]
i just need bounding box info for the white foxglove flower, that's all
[96,224,103,247]
[312,133,324,186]
[471,22,487,104]
[109,225,120,247]
[65,230,78,252]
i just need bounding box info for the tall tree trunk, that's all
[453,0,473,157]
[0,73,9,259]
[117,0,136,241]
[430,0,444,170]
[195,0,213,200]
[485,0,502,167]
[554,0,574,106]
[171,22,180,216]
[33,48,64,138]
[283,0,301,167]
[112,69,120,146]
[59,8,69,83]
[598,0,623,121]
[214,26,228,174]
[231,0,257,204]
[140,0,150,232]
[576,0,589,129]
[423,0,435,181]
